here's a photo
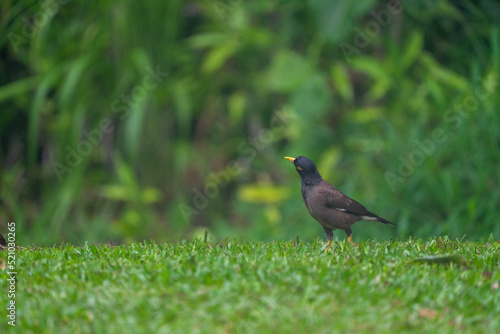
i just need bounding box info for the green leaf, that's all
[350,106,383,123]
[351,57,390,99]
[188,33,230,49]
[267,50,313,92]
[308,0,376,44]
[317,147,342,183]
[202,43,238,74]
[291,73,332,120]
[28,66,64,165]
[238,184,290,203]
[401,31,423,70]
[330,62,353,102]
[421,53,468,90]
[228,91,246,126]
[0,77,38,104]
[59,55,93,109]
[141,187,162,204]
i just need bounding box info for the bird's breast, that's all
[302,187,329,222]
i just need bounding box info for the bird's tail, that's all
[377,216,396,226]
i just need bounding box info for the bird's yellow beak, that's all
[285,157,296,163]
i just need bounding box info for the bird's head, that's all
[285,156,323,184]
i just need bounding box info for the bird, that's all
[285,156,395,252]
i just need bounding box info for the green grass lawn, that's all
[1,238,499,333]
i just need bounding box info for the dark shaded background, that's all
[1,0,499,245]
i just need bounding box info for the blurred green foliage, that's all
[0,0,499,245]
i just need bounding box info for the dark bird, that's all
[285,156,395,252]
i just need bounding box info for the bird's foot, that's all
[347,235,359,247]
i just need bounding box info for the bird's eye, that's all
[297,166,302,171]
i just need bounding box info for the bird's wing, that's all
[318,183,375,217]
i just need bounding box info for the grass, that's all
[1,237,499,333]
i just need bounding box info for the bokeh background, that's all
[1,0,499,246]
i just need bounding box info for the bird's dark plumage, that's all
[285,156,395,252]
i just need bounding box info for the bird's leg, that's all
[323,226,333,253]
[346,229,358,247]
[324,238,332,253]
